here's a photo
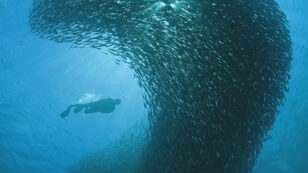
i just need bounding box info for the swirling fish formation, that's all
[30,0,292,172]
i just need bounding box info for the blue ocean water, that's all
[0,0,307,172]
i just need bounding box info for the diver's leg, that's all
[84,107,93,114]
[73,104,84,114]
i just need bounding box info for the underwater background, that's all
[0,0,307,172]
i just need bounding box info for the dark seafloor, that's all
[0,0,307,173]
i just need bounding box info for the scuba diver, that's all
[60,97,121,118]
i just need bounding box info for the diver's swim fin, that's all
[60,105,73,118]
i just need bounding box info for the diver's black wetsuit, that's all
[60,98,121,118]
